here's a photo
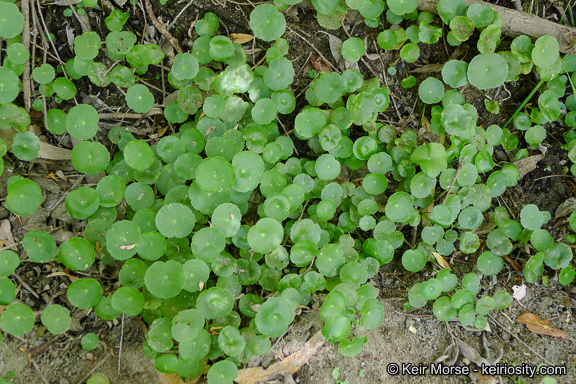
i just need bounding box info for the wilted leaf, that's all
[119,244,137,250]
[230,33,254,44]
[317,31,344,71]
[236,330,325,384]
[516,313,572,340]
[555,197,576,219]
[432,252,450,269]
[158,371,202,384]
[513,146,546,180]
[310,55,331,73]
[512,284,527,302]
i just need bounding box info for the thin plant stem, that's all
[502,79,545,129]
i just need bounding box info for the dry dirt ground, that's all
[1,0,576,383]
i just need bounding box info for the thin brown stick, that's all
[144,0,183,53]
[442,161,464,205]
[118,314,124,377]
[0,241,21,252]
[30,358,50,384]
[488,313,554,366]
[14,274,40,299]
[287,26,340,73]
[75,353,111,384]
[21,0,32,112]
[276,118,298,156]
[418,0,576,54]
[532,174,576,182]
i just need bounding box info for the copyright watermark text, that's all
[386,362,566,378]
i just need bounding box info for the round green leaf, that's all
[111,287,144,316]
[247,218,283,254]
[0,251,18,277]
[74,31,101,60]
[82,333,99,351]
[341,37,366,63]
[23,231,56,263]
[66,104,99,140]
[402,249,426,272]
[532,35,559,68]
[71,141,109,175]
[106,220,142,260]
[145,260,185,299]
[126,84,154,113]
[0,67,20,105]
[418,77,444,104]
[196,287,234,319]
[41,304,71,334]
[191,227,226,262]
[6,179,42,216]
[0,303,34,335]
[155,203,196,238]
[58,237,95,271]
[124,140,154,171]
[467,53,508,90]
[255,297,294,337]
[65,186,100,219]
[0,3,24,38]
[67,279,102,309]
[196,156,235,193]
[33,64,55,84]
[207,360,238,384]
[250,4,286,42]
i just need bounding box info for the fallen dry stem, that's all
[418,0,576,54]
[144,0,183,53]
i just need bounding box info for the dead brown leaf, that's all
[516,313,572,340]
[230,33,254,44]
[503,255,522,272]
[236,330,325,384]
[158,372,202,384]
[432,252,450,270]
[310,55,331,73]
[470,372,498,384]
[0,220,15,247]
[513,146,546,180]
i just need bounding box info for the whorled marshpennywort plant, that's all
[0,0,576,382]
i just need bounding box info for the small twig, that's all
[377,55,403,122]
[251,54,267,70]
[103,60,120,77]
[47,176,85,212]
[270,324,293,353]
[30,358,50,384]
[276,118,298,156]
[30,42,66,66]
[42,84,49,132]
[118,313,124,377]
[138,79,164,94]
[0,241,21,252]
[167,0,195,29]
[21,0,31,112]
[488,313,554,366]
[287,26,340,73]
[442,161,463,205]
[144,0,183,53]
[295,52,313,78]
[75,353,111,384]
[533,174,576,182]
[65,0,91,32]
[14,274,40,299]
[98,112,153,120]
